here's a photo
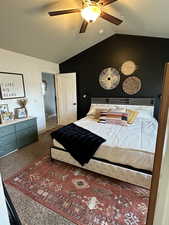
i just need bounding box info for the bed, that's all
[50,98,158,189]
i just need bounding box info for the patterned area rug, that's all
[5,155,149,225]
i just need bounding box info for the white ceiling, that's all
[1,0,169,63]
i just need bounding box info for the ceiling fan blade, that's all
[48,9,81,16]
[100,12,123,25]
[80,20,88,33]
[100,0,118,6]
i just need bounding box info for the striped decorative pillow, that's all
[87,107,126,119]
[99,118,128,125]
[99,112,128,126]
[100,112,128,118]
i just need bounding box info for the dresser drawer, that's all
[15,119,36,131]
[0,134,17,154]
[0,125,15,137]
[0,147,16,157]
[16,126,38,148]
[0,118,38,157]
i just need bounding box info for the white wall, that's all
[153,112,169,225]
[0,48,59,131]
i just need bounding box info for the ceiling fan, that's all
[48,0,123,33]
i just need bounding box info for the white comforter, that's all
[53,116,158,171]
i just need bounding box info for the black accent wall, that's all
[60,34,169,119]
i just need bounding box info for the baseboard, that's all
[0,149,18,159]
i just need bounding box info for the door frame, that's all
[55,73,77,125]
[147,63,169,225]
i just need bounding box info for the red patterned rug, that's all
[5,155,149,225]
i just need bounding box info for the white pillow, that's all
[126,105,154,119]
[136,109,153,119]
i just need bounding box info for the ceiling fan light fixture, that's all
[48,0,123,33]
[81,4,101,23]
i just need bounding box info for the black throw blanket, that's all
[51,123,106,166]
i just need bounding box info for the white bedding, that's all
[53,116,158,172]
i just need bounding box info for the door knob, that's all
[73,103,77,105]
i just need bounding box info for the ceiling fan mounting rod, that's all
[83,0,100,5]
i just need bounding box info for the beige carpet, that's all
[0,129,75,225]
[46,116,58,130]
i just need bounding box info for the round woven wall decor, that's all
[121,60,137,76]
[122,76,141,95]
[99,67,120,90]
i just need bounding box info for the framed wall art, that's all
[0,72,26,99]
[0,104,9,114]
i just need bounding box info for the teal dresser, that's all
[0,117,38,157]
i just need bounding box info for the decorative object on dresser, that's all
[121,60,137,76]
[0,104,9,113]
[99,67,120,90]
[0,104,14,124]
[15,98,28,118]
[1,112,14,122]
[0,117,38,158]
[122,76,142,95]
[14,108,27,119]
[0,72,26,99]
[17,98,28,108]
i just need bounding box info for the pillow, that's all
[136,109,153,119]
[126,105,154,118]
[127,109,139,124]
[100,111,127,118]
[99,119,127,126]
[87,106,126,119]
[99,112,128,126]
[101,108,126,113]
[87,108,112,119]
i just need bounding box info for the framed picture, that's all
[15,108,27,119]
[0,104,9,114]
[0,72,26,99]
[1,112,14,122]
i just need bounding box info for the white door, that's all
[55,73,77,125]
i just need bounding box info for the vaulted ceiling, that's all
[1,0,169,63]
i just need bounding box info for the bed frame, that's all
[50,97,155,189]
[91,97,155,106]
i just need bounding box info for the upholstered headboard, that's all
[90,97,156,118]
[91,98,155,106]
